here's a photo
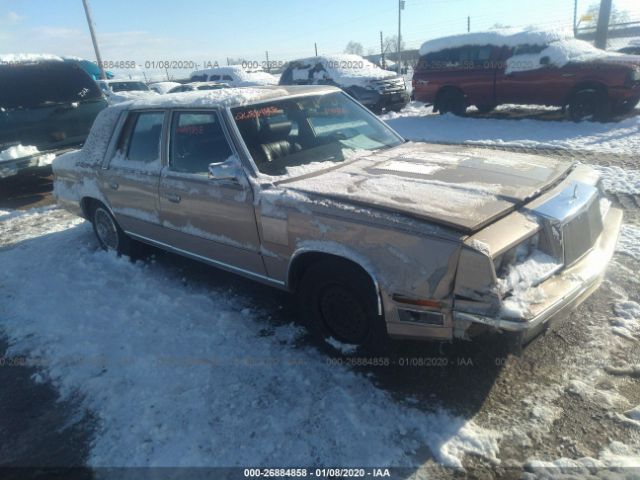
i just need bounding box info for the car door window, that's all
[112,111,164,169]
[170,112,233,175]
[222,75,233,81]
[209,75,221,81]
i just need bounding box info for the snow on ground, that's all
[0,208,500,468]
[524,441,640,479]
[592,165,640,195]
[382,103,640,155]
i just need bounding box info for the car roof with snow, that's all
[119,85,340,110]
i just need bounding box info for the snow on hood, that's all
[289,54,397,88]
[419,27,574,56]
[278,142,573,232]
[0,53,64,64]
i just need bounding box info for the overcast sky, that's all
[1,0,638,66]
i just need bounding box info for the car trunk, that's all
[280,142,574,233]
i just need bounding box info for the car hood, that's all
[279,142,574,233]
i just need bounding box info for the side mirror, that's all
[208,160,241,183]
[540,56,551,66]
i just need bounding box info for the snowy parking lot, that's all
[1,107,639,478]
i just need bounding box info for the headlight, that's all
[628,68,640,84]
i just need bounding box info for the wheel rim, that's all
[318,285,369,344]
[94,208,119,250]
[571,94,595,120]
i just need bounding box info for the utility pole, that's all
[265,51,270,72]
[467,16,471,33]
[573,0,578,36]
[594,0,612,49]
[81,0,107,80]
[397,0,404,74]
[380,31,385,69]
[314,43,318,56]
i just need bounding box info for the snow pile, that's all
[592,165,640,195]
[0,53,63,64]
[288,55,397,88]
[382,102,640,156]
[0,144,40,161]
[419,27,574,56]
[0,208,501,469]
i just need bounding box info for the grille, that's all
[373,77,406,93]
[562,196,603,266]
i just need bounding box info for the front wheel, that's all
[568,89,610,122]
[298,259,388,352]
[91,203,134,255]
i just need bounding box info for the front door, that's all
[157,110,266,277]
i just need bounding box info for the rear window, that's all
[0,61,103,109]
[109,81,149,92]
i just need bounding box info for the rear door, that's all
[101,110,165,235]
[157,110,266,276]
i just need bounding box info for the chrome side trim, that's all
[125,230,286,287]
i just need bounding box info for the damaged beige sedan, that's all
[53,85,623,350]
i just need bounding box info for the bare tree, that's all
[383,35,405,53]
[583,2,630,26]
[344,41,365,56]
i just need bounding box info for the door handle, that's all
[108,181,119,190]
[167,193,181,204]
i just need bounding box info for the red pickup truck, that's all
[412,35,640,121]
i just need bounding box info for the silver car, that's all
[53,86,623,350]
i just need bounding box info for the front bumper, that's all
[453,205,623,343]
[0,147,78,179]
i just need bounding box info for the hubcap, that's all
[94,208,119,250]
[319,285,369,344]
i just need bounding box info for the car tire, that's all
[613,97,639,116]
[476,104,496,114]
[298,259,388,353]
[568,89,610,122]
[438,90,467,116]
[90,203,134,256]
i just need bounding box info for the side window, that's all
[113,112,164,168]
[222,75,233,81]
[209,75,221,81]
[170,112,233,176]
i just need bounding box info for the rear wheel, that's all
[298,259,388,352]
[437,89,467,116]
[90,203,134,256]
[568,89,610,122]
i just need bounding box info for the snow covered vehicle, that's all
[0,57,108,178]
[413,29,640,121]
[167,81,230,93]
[279,54,410,113]
[189,66,278,87]
[53,86,622,350]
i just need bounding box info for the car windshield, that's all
[110,82,150,92]
[231,92,403,177]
